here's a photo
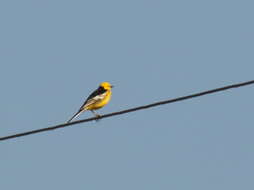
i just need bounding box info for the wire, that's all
[1,79,254,141]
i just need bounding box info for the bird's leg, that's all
[91,110,101,117]
[91,110,101,121]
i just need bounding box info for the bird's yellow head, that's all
[100,82,113,90]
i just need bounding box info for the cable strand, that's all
[1,79,254,141]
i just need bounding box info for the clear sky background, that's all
[1,0,254,189]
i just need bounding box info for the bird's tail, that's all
[67,110,85,123]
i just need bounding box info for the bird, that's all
[67,82,113,123]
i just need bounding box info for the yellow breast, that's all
[87,90,112,110]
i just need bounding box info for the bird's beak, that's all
[111,85,114,88]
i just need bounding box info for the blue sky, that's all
[1,0,254,189]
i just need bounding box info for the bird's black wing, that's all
[78,86,107,110]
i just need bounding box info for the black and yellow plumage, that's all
[67,82,113,123]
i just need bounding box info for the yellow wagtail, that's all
[67,82,113,123]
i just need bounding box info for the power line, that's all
[1,79,254,141]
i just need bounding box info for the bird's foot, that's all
[95,114,101,122]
